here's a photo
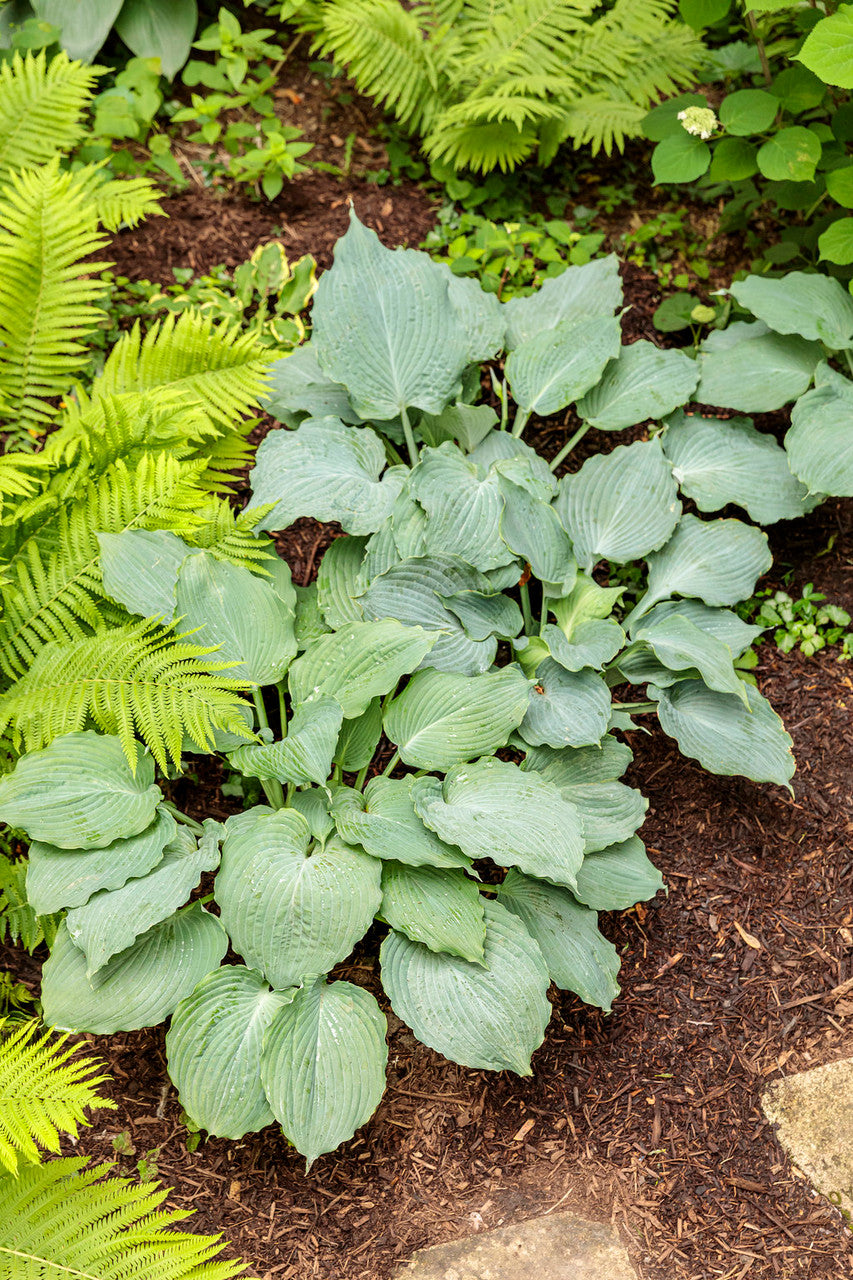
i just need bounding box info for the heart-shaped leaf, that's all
[505,315,621,415]
[333,698,384,772]
[519,660,611,750]
[331,778,471,869]
[229,697,344,787]
[408,444,513,572]
[503,255,623,349]
[730,272,853,349]
[695,323,821,412]
[576,341,699,430]
[384,667,530,770]
[379,862,485,962]
[574,836,664,910]
[786,365,853,496]
[316,535,367,628]
[99,529,194,622]
[521,743,647,853]
[264,343,362,427]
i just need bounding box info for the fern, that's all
[0,856,60,953]
[0,1020,113,1176]
[0,50,97,184]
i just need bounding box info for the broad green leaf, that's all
[408,444,513,572]
[556,438,680,570]
[652,133,711,184]
[818,217,853,266]
[709,136,758,182]
[538,620,625,673]
[166,966,295,1140]
[0,733,160,850]
[797,6,853,89]
[250,419,406,535]
[576,341,699,431]
[679,0,731,29]
[311,210,469,418]
[757,127,821,181]
[469,432,556,499]
[264,343,362,428]
[175,552,296,685]
[34,0,120,61]
[380,898,550,1074]
[826,165,853,208]
[216,809,381,989]
[786,365,853,495]
[642,92,708,141]
[653,679,794,788]
[662,410,812,523]
[498,479,576,594]
[771,65,827,111]
[261,977,387,1168]
[99,529,193,622]
[114,0,196,79]
[289,619,439,718]
[65,823,221,977]
[26,806,177,915]
[316,535,367,629]
[331,778,471,869]
[522,733,633,785]
[384,667,530,770]
[719,88,778,135]
[503,255,623,349]
[333,698,383,772]
[729,273,853,349]
[505,316,620,415]
[229,698,344,788]
[289,788,335,844]
[519,660,611,749]
[440,588,523,642]
[41,904,228,1034]
[443,271,506,363]
[696,323,822,412]
[418,403,497,452]
[379,863,485,962]
[294,583,331,651]
[497,871,620,1012]
[358,555,499,675]
[520,743,646,853]
[634,611,747,703]
[630,514,771,621]
[549,573,623,631]
[636,600,761,658]
[574,836,664,911]
[412,758,584,889]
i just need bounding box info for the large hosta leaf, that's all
[575,340,699,430]
[635,600,761,658]
[311,210,469,418]
[519,660,611,749]
[662,410,812,523]
[505,315,620,415]
[250,419,406,535]
[503,254,623,348]
[523,733,633,784]
[166,965,295,1140]
[407,444,513,571]
[412,758,584,889]
[316,535,367,628]
[539,620,624,673]
[333,698,383,772]
[41,904,228,1034]
[288,619,439,718]
[175,552,297,685]
[26,806,177,915]
[384,667,530,770]
[785,365,853,496]
[498,871,620,1011]
[379,863,485,962]
[730,272,853,349]
[631,514,771,621]
[521,743,646,853]
[695,323,821,412]
[215,809,381,989]
[261,977,387,1167]
[418,402,497,452]
[380,898,550,1073]
[556,438,680,570]
[65,823,222,977]
[99,529,193,622]
[0,733,160,851]
[498,479,576,594]
[443,271,506,362]
[264,342,362,427]
[332,777,471,868]
[653,679,794,788]
[574,836,664,911]
[229,697,344,787]
[633,611,747,702]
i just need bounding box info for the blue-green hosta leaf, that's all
[576,341,699,430]
[0,733,160,851]
[331,778,471,869]
[333,698,383,772]
[574,836,664,911]
[379,863,485,962]
[381,898,550,1073]
[289,788,335,845]
[556,438,681,571]
[311,210,469,418]
[630,514,771,622]
[523,733,633,784]
[443,271,506,362]
[468,432,556,499]
[653,679,794,788]
[439,589,523,641]
[520,743,646,853]
[288,619,440,718]
[384,667,530,770]
[261,977,388,1168]
[358,555,499,675]
[316,535,367,628]
[497,871,620,1012]
[250,419,406,535]
[175,552,297,686]
[729,272,853,349]
[418,403,498,452]
[551,572,624,630]
[695,322,822,412]
[41,904,228,1035]
[65,823,221,977]
[26,806,177,915]
[786,365,853,496]
[98,529,194,622]
[636,600,761,657]
[662,410,813,523]
[503,255,623,349]
[634,611,748,703]
[229,698,343,788]
[294,583,331,651]
[539,620,625,672]
[498,479,576,594]
[407,444,514,572]
[264,343,363,427]
[505,316,621,415]
[519,660,611,750]
[215,809,381,989]
[167,966,295,1140]
[412,758,584,889]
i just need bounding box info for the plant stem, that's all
[549,422,590,472]
[539,595,550,636]
[381,749,401,777]
[745,11,772,84]
[400,405,418,466]
[519,579,533,634]
[251,688,284,808]
[511,406,531,438]
[499,378,509,430]
[276,680,288,736]
[845,349,853,380]
[161,802,205,837]
[353,762,371,790]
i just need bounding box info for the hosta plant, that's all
[2,214,810,1168]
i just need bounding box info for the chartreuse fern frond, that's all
[0,619,255,771]
[0,1020,113,1176]
[0,1158,247,1279]
[0,50,97,184]
[0,857,61,952]
[77,170,164,232]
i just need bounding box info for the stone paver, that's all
[392,1209,636,1280]
[761,1055,853,1222]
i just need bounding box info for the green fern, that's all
[0,856,60,953]
[0,50,97,185]
[0,1020,113,1176]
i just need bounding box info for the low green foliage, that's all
[743,583,853,659]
